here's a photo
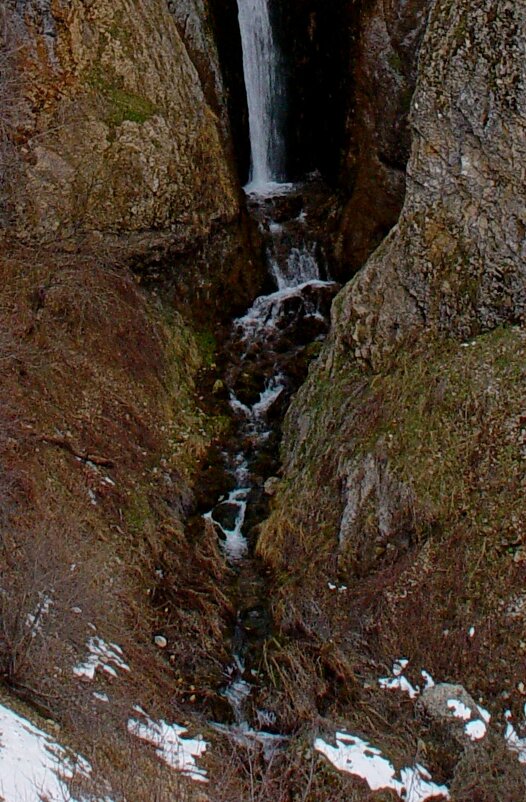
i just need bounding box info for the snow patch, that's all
[379,660,418,699]
[505,710,526,764]
[464,719,487,741]
[447,699,472,721]
[73,637,129,680]
[127,713,208,782]
[0,704,98,802]
[315,732,448,800]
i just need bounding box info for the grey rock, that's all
[419,683,479,723]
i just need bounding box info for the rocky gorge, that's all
[0,1,525,801]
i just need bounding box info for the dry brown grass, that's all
[254,328,526,794]
[0,242,235,793]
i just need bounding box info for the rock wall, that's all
[337,0,431,275]
[257,4,526,780]
[336,0,526,369]
[4,0,242,251]
[271,0,430,279]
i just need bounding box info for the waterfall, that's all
[236,0,286,190]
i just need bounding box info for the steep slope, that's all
[5,0,234,242]
[2,0,262,317]
[258,2,526,797]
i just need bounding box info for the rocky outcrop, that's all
[336,0,526,368]
[4,0,242,252]
[337,0,431,274]
[257,6,526,784]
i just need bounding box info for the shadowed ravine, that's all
[203,183,338,740]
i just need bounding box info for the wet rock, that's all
[337,0,432,277]
[211,502,240,532]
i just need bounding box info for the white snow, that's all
[421,670,435,690]
[505,710,526,764]
[73,637,130,680]
[0,703,95,802]
[464,719,487,741]
[379,675,419,699]
[379,661,418,699]
[315,733,398,791]
[127,713,208,782]
[447,699,472,721]
[315,732,448,800]
[477,705,491,724]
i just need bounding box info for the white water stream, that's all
[236,0,286,189]
[205,0,336,744]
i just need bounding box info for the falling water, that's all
[236,0,286,189]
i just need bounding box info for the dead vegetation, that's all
[254,328,526,795]
[0,241,236,794]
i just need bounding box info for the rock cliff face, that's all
[337,0,431,274]
[274,0,430,279]
[258,3,526,790]
[337,0,526,367]
[3,0,258,308]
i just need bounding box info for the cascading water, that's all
[236,0,286,189]
[204,188,338,741]
[203,0,339,745]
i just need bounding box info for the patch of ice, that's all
[224,678,252,721]
[211,721,288,761]
[93,692,109,703]
[477,705,491,724]
[0,703,97,802]
[315,732,448,800]
[401,764,450,802]
[468,626,476,638]
[447,699,472,721]
[127,714,208,782]
[73,637,130,680]
[464,719,487,740]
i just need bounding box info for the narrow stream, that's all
[203,0,339,749]
[205,185,338,745]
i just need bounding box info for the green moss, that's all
[193,329,217,367]
[125,489,155,535]
[88,68,157,127]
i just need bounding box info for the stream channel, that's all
[204,185,338,747]
[199,0,338,750]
